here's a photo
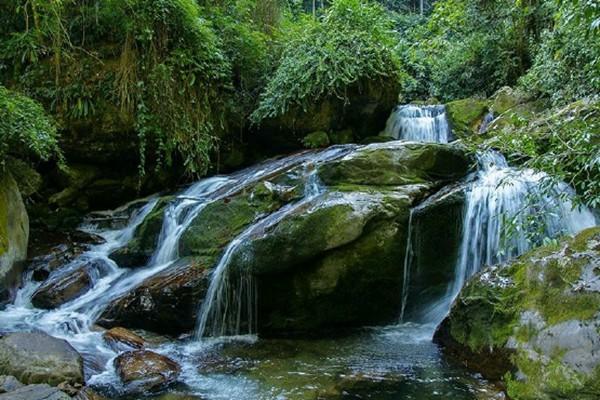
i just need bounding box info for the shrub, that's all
[0,85,61,165]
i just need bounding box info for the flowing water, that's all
[0,104,596,399]
[383,105,451,143]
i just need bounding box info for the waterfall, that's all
[195,150,343,339]
[417,150,596,326]
[383,104,451,143]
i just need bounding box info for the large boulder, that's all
[435,227,600,400]
[445,98,489,139]
[232,187,432,335]
[318,142,473,187]
[0,332,84,386]
[97,258,212,334]
[114,350,180,393]
[0,172,29,304]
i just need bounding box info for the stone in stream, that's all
[0,332,84,386]
[0,374,23,393]
[31,267,92,309]
[435,227,600,399]
[114,350,181,393]
[97,257,212,334]
[103,327,145,351]
[0,384,70,400]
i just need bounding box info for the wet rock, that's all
[31,267,92,309]
[28,231,105,282]
[73,387,107,400]
[436,227,600,399]
[0,375,23,393]
[0,332,84,386]
[318,142,473,187]
[0,384,70,400]
[401,181,467,320]
[108,196,171,268]
[230,189,429,335]
[97,258,211,334]
[103,327,145,351]
[0,172,29,304]
[114,350,181,393]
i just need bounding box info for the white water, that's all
[383,104,451,143]
[416,151,597,326]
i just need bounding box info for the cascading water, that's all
[409,150,597,326]
[195,148,346,339]
[383,104,451,143]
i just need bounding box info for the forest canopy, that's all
[0,0,598,184]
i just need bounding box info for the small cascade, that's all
[383,104,451,143]
[417,150,596,325]
[196,153,339,339]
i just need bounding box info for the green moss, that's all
[445,98,489,138]
[180,185,283,257]
[302,131,330,149]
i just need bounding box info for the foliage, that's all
[252,0,406,123]
[520,0,600,103]
[0,85,61,165]
[487,100,600,208]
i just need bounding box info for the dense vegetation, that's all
[0,0,598,203]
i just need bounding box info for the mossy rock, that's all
[223,189,427,335]
[318,142,473,187]
[435,227,600,399]
[445,98,489,138]
[0,172,29,302]
[5,157,42,198]
[329,129,354,145]
[490,86,532,115]
[302,131,330,149]
[179,184,285,258]
[109,196,173,268]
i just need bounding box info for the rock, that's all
[445,98,489,138]
[103,327,145,351]
[490,86,532,115]
[5,158,42,199]
[0,172,29,304]
[0,375,23,393]
[435,227,600,400]
[114,350,181,393]
[31,266,93,309]
[0,332,84,386]
[302,131,330,149]
[73,387,107,400]
[0,384,70,400]
[401,182,467,320]
[229,188,429,335]
[318,142,473,187]
[97,258,211,334]
[108,197,171,268]
[329,129,354,145]
[179,184,286,258]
